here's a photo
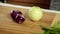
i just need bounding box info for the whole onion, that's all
[28,6,43,21]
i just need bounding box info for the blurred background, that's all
[0,0,60,11]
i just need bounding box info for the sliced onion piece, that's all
[15,15,25,23]
[10,10,25,24]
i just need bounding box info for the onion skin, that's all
[15,15,25,23]
[13,10,22,14]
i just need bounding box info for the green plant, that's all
[41,21,60,34]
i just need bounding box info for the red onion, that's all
[10,10,25,23]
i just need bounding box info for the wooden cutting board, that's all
[0,5,59,34]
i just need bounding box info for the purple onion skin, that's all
[11,10,25,23]
[13,10,22,14]
[11,13,17,20]
[15,15,25,23]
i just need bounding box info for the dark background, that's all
[0,0,5,3]
[7,0,51,9]
[0,0,51,9]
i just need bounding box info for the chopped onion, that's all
[10,10,25,23]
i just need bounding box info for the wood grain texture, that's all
[51,13,60,26]
[0,6,58,34]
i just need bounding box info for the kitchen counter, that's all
[0,3,60,34]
